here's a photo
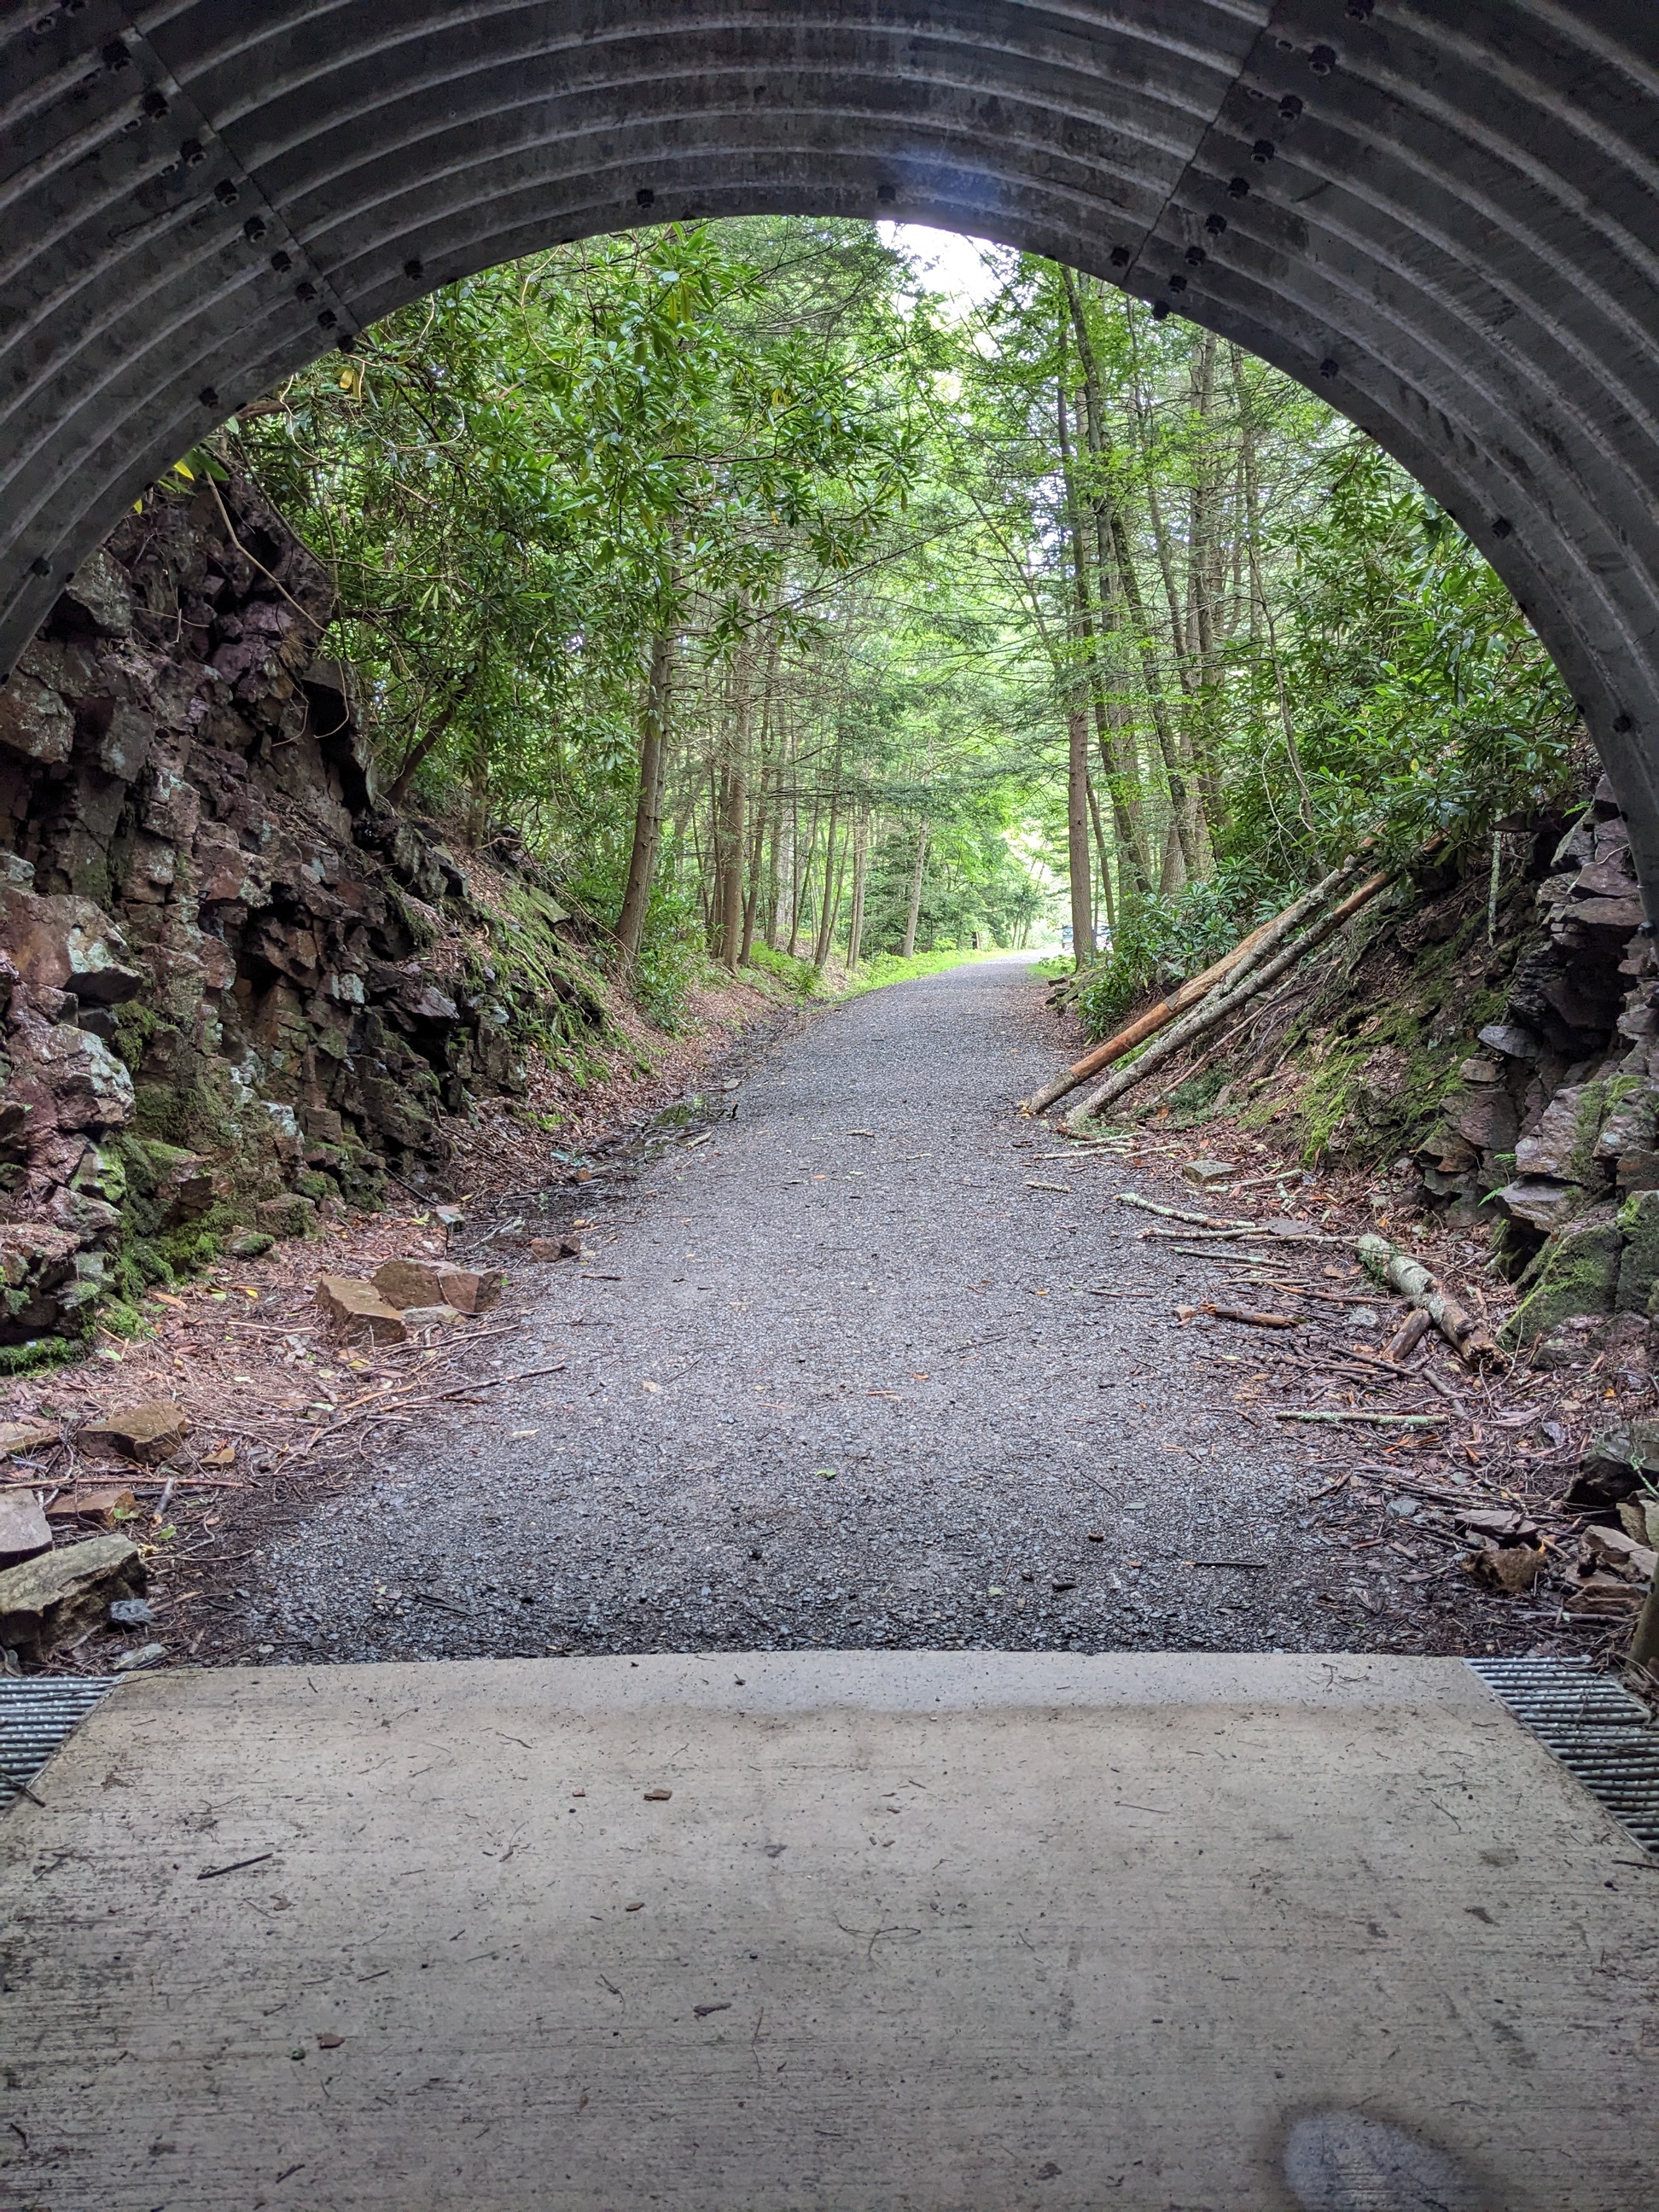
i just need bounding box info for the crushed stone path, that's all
[236,957,1500,1664]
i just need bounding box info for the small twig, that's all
[0,1758,45,1807]
[196,1851,274,1882]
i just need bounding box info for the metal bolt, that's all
[404,257,424,281]
[317,308,338,329]
[1151,300,1170,321]
[1168,273,1188,291]
[1492,516,1513,538]
[876,183,896,204]
[1348,2,1374,18]
[1319,358,1339,377]
[180,138,206,166]
[199,386,219,408]
[143,90,169,119]
[243,215,267,242]
[295,280,317,303]
[214,179,239,207]
[1109,244,1130,266]
[1185,245,1206,266]
[270,250,292,273]
[1228,176,1250,199]
[1280,95,1303,120]
[635,187,655,208]
[102,38,130,70]
[1309,44,1337,74]
[1252,139,1276,164]
[29,558,50,577]
[1206,212,1228,235]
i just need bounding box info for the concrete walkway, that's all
[4,1654,1655,2209]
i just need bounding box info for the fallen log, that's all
[1066,868,1394,1129]
[1355,1231,1499,1365]
[1022,861,1357,1115]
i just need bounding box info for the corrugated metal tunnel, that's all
[3,3,1659,895]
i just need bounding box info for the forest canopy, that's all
[233,216,1580,1030]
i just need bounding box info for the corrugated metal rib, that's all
[1468,1658,1659,1859]
[0,1679,118,1809]
[3,3,1659,901]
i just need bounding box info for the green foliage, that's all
[746,944,825,997]
[1069,863,1287,1039]
[236,218,1580,1035]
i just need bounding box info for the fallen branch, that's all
[1021,864,1359,1114]
[1355,1232,1499,1365]
[1200,1303,1300,1330]
[1115,1192,1256,1230]
[1067,868,1394,1128]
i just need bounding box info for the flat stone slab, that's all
[2,1655,1655,2209]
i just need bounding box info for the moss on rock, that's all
[1500,1206,1624,1346]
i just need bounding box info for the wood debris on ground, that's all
[1039,1116,1657,1671]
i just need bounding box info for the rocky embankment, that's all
[0,473,602,1359]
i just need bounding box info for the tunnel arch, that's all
[3,3,1659,895]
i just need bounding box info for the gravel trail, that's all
[239,957,1476,1663]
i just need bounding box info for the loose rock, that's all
[77,1399,189,1466]
[0,1534,145,1661]
[0,1492,52,1566]
[0,1417,61,1458]
[316,1274,407,1344]
[372,1258,502,1314]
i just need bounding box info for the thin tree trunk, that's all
[713,636,752,965]
[813,771,843,969]
[1232,345,1317,848]
[387,680,468,806]
[902,818,929,958]
[1086,777,1116,935]
[616,621,674,964]
[1057,378,1097,969]
[846,809,870,969]
[1106,504,1197,882]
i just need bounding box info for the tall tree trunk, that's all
[616,621,675,964]
[846,808,870,969]
[713,634,752,965]
[1057,378,1097,968]
[1233,346,1318,848]
[812,783,842,968]
[1062,271,1152,892]
[741,620,783,963]
[1105,503,1197,883]
[902,818,929,958]
[789,781,820,958]
[1086,776,1116,934]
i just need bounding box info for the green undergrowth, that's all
[837,946,1021,998]
[744,941,1020,1000]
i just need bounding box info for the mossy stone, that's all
[1499,1208,1623,1347]
[1616,1189,1659,1314]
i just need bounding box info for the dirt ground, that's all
[6,956,1633,1679]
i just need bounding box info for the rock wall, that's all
[0,474,602,1354]
[1252,774,1659,1359]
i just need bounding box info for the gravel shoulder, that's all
[203,954,1571,1668]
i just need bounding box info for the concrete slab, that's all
[3,1655,1655,2210]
